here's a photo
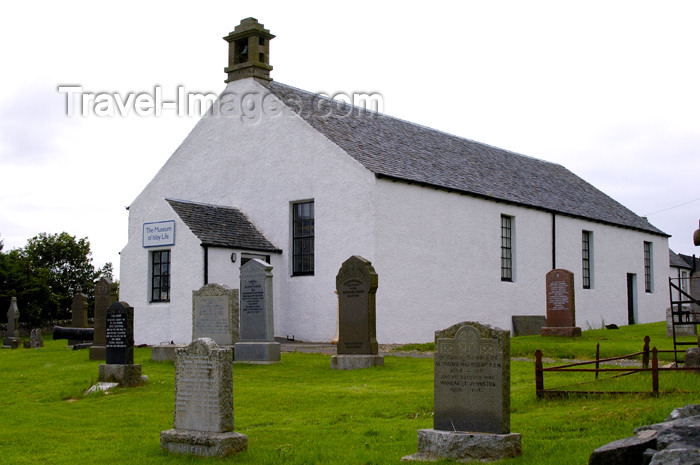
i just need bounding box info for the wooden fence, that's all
[535,336,697,398]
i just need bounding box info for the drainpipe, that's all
[551,212,556,269]
[203,244,209,285]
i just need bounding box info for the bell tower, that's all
[224,18,275,83]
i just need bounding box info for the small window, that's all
[292,201,314,275]
[644,241,653,293]
[501,215,513,282]
[151,250,170,302]
[582,231,592,289]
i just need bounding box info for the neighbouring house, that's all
[119,18,670,345]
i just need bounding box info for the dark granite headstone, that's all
[3,297,20,348]
[541,269,581,337]
[160,338,247,457]
[192,284,239,346]
[234,259,280,362]
[90,277,117,360]
[335,255,378,355]
[99,301,143,387]
[105,302,133,365]
[433,322,510,434]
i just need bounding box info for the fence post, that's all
[643,336,650,369]
[651,347,659,396]
[595,343,600,379]
[535,349,544,399]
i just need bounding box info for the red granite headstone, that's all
[541,269,581,337]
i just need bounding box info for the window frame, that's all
[500,214,513,282]
[292,200,314,276]
[150,249,171,303]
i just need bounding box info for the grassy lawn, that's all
[0,322,698,464]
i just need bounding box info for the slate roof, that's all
[670,249,692,269]
[166,199,281,253]
[679,253,699,272]
[267,81,667,236]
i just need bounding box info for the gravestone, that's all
[234,259,280,363]
[90,277,117,360]
[331,255,384,370]
[192,284,239,346]
[69,293,90,346]
[403,322,521,462]
[30,328,44,348]
[97,302,145,387]
[2,297,21,348]
[541,269,582,337]
[512,315,546,336]
[666,307,697,338]
[160,338,247,457]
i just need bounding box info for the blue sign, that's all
[143,220,175,247]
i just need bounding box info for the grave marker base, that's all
[151,344,186,362]
[402,429,522,463]
[2,337,21,349]
[160,429,247,457]
[540,326,581,337]
[330,354,384,370]
[234,341,281,363]
[89,345,106,361]
[98,364,147,387]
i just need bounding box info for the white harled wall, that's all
[373,179,669,343]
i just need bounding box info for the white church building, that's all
[119,18,670,345]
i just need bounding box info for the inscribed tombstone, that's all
[542,269,581,337]
[192,284,239,345]
[335,256,379,355]
[433,322,510,434]
[105,302,134,365]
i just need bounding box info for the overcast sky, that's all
[1,1,699,277]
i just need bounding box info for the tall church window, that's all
[151,250,170,302]
[582,231,592,289]
[501,215,513,282]
[644,241,653,293]
[292,200,314,275]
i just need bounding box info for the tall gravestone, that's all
[91,278,117,360]
[160,338,247,457]
[97,302,145,387]
[403,322,521,462]
[192,284,239,346]
[69,293,89,346]
[331,255,384,370]
[541,269,582,337]
[2,297,21,349]
[234,259,280,363]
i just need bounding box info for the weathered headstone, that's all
[192,284,239,346]
[69,293,90,346]
[666,307,697,338]
[541,269,582,337]
[90,277,117,360]
[98,302,145,387]
[30,328,44,348]
[160,338,247,457]
[234,259,280,362]
[403,322,521,463]
[512,315,546,336]
[331,255,384,370]
[2,297,21,349]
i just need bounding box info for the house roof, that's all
[679,253,699,271]
[267,81,667,236]
[670,249,692,269]
[166,198,281,253]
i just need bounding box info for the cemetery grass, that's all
[0,337,697,465]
